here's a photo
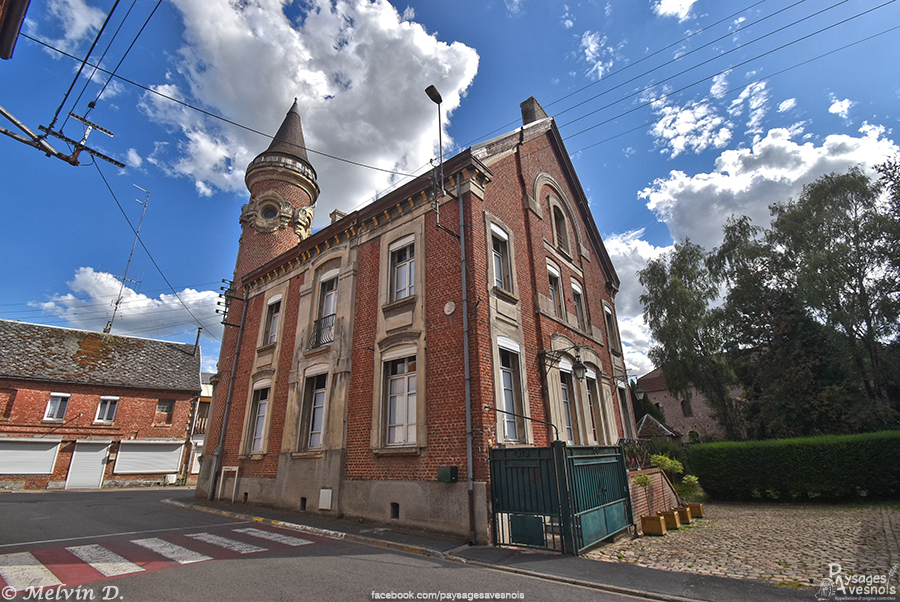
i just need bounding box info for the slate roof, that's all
[260,98,310,163]
[0,319,201,393]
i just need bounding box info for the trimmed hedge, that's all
[686,431,900,501]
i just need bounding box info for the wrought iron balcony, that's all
[308,313,336,348]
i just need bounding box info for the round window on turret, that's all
[261,206,279,220]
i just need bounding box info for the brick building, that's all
[636,367,725,441]
[0,320,201,489]
[197,97,637,541]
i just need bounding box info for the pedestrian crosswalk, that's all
[0,526,315,594]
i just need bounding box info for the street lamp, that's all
[425,85,444,198]
[543,345,589,381]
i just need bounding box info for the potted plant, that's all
[633,473,666,536]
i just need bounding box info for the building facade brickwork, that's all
[198,97,636,541]
[0,320,201,490]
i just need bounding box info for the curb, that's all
[163,498,702,602]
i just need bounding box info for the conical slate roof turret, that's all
[264,98,310,162]
[245,98,319,200]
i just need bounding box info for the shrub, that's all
[687,430,900,501]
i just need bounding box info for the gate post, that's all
[551,440,575,554]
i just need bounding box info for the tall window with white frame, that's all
[305,374,327,448]
[44,394,69,421]
[390,240,415,302]
[552,205,569,254]
[585,376,607,445]
[560,371,576,444]
[263,298,281,345]
[311,276,337,347]
[247,387,270,453]
[548,264,564,318]
[95,397,118,423]
[386,356,417,446]
[499,348,524,442]
[617,384,635,439]
[491,224,512,292]
[604,305,619,351]
[572,281,586,331]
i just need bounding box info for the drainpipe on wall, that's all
[207,286,249,501]
[458,176,476,545]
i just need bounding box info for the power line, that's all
[93,161,221,342]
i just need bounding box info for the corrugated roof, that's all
[0,319,201,393]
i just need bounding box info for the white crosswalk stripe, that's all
[232,527,313,546]
[0,552,63,591]
[131,537,213,564]
[66,544,145,577]
[184,533,268,554]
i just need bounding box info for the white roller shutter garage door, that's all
[114,441,184,474]
[0,439,61,474]
[66,441,109,489]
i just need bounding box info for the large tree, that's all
[639,241,745,439]
[640,163,900,440]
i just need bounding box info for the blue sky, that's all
[1,0,898,376]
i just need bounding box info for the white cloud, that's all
[32,267,224,366]
[777,98,797,113]
[652,0,696,22]
[710,71,729,99]
[639,123,899,251]
[829,96,854,120]
[580,31,615,80]
[505,0,525,14]
[125,148,143,169]
[561,5,574,28]
[728,81,770,135]
[648,94,732,157]
[43,0,105,54]
[604,230,672,376]
[141,0,479,230]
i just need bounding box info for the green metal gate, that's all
[490,441,633,554]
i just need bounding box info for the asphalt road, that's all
[0,489,641,602]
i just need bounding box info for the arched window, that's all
[552,205,569,254]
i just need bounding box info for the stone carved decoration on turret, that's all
[291,206,315,241]
[240,192,294,234]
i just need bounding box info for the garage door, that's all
[66,442,109,489]
[114,442,184,474]
[0,439,61,474]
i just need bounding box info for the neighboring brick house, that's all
[198,97,636,542]
[0,319,201,489]
[636,367,725,441]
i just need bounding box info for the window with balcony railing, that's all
[309,313,336,348]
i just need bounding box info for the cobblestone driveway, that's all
[586,502,900,589]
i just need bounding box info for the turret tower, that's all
[233,99,319,282]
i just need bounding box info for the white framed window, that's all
[618,384,635,439]
[306,374,327,449]
[389,236,415,302]
[44,393,70,421]
[560,372,576,444]
[385,355,417,446]
[95,396,118,423]
[499,348,524,442]
[604,305,619,351]
[586,375,604,445]
[263,296,282,345]
[490,223,512,291]
[548,263,564,318]
[572,280,586,330]
[247,386,270,453]
[552,205,569,254]
[311,271,338,348]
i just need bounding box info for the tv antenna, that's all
[104,185,149,334]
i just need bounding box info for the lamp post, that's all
[425,85,444,198]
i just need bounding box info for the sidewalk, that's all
[167,494,811,602]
